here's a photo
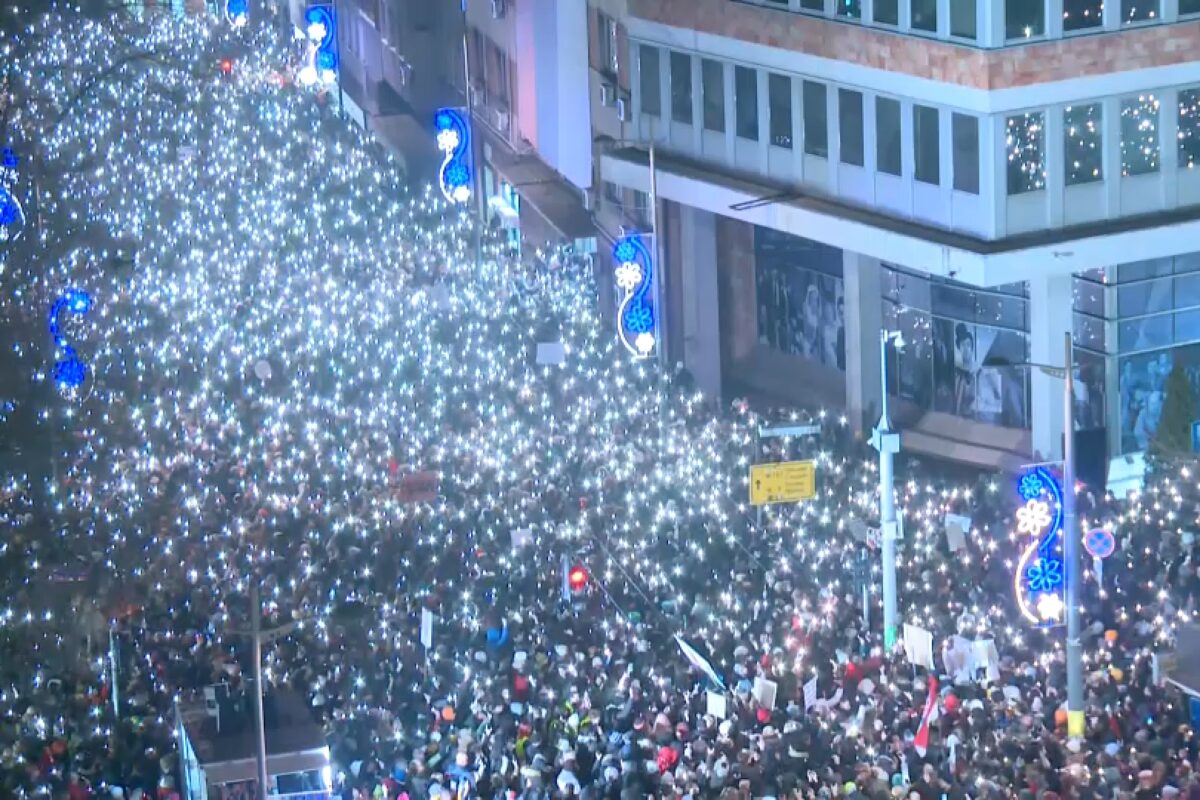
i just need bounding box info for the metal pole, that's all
[648,143,666,368]
[460,0,485,270]
[1063,332,1084,739]
[878,331,899,650]
[250,581,269,799]
[108,628,119,719]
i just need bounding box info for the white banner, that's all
[904,623,935,671]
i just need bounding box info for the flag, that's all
[674,634,725,690]
[913,676,939,756]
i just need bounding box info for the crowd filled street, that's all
[1,8,1200,800]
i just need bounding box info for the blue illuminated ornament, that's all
[612,233,656,358]
[48,289,94,391]
[0,149,25,242]
[1012,466,1066,626]
[300,4,337,87]
[434,108,472,205]
[225,0,248,26]
[1,148,17,169]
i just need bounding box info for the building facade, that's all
[592,0,1200,480]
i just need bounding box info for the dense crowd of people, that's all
[1,7,1200,800]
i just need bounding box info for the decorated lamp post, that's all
[613,232,656,359]
[871,329,904,650]
[435,108,472,206]
[298,4,338,90]
[1009,332,1083,738]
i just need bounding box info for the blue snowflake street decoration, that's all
[1013,466,1067,626]
[434,108,472,205]
[48,289,95,391]
[1026,557,1064,593]
[0,149,26,242]
[0,187,19,226]
[1,148,18,169]
[613,233,656,358]
[1017,472,1044,501]
[299,4,338,87]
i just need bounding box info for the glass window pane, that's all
[1179,88,1200,170]
[803,81,828,158]
[1120,316,1172,351]
[1177,309,1200,343]
[1063,0,1103,29]
[1006,0,1044,38]
[952,113,979,194]
[1073,277,1106,317]
[1122,0,1157,22]
[701,59,725,133]
[1118,278,1174,316]
[950,0,977,37]
[1183,0,1200,14]
[1121,94,1160,176]
[670,51,692,125]
[931,284,977,320]
[801,0,824,9]
[838,0,862,18]
[839,89,864,167]
[768,74,792,149]
[1118,351,1175,453]
[913,104,940,185]
[1120,259,1173,282]
[912,0,937,30]
[875,0,899,23]
[1176,274,1200,308]
[876,97,902,176]
[1006,112,1045,195]
[1176,252,1200,276]
[1074,313,1107,352]
[1063,103,1103,186]
[735,66,759,141]
[639,46,661,116]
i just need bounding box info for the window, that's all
[838,89,864,167]
[1063,103,1103,186]
[837,0,862,18]
[603,181,622,207]
[800,0,824,9]
[803,81,827,158]
[1121,94,1160,176]
[952,113,979,194]
[1122,0,1157,22]
[1183,0,1200,14]
[1181,88,1200,169]
[1006,0,1044,39]
[1063,0,1103,29]
[913,104,940,185]
[633,190,650,229]
[912,0,937,31]
[701,59,725,133]
[735,66,759,141]
[874,0,899,23]
[1006,112,1045,194]
[670,51,692,124]
[639,46,661,116]
[876,97,902,176]
[597,11,619,75]
[768,73,792,149]
[950,0,977,37]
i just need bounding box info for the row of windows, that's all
[640,46,981,194]
[744,0,1200,44]
[1007,90,1200,194]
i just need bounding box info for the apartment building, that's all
[587,0,1200,478]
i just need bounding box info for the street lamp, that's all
[994,332,1083,739]
[871,329,904,650]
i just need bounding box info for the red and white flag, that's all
[913,675,939,756]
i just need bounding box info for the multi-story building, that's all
[591,0,1200,480]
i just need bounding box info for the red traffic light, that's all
[568,566,588,592]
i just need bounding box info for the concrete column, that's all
[1161,88,1180,208]
[678,204,723,399]
[845,252,884,433]
[1046,104,1065,228]
[1030,273,1074,460]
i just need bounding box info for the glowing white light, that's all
[1015,499,1051,536]
[615,262,642,292]
[298,65,318,86]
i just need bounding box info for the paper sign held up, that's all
[420,608,434,650]
[536,342,566,365]
[803,677,818,711]
[706,690,727,720]
[903,623,935,671]
[753,676,778,711]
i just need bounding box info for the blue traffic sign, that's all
[1084,528,1115,560]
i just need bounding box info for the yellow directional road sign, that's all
[749,460,816,505]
